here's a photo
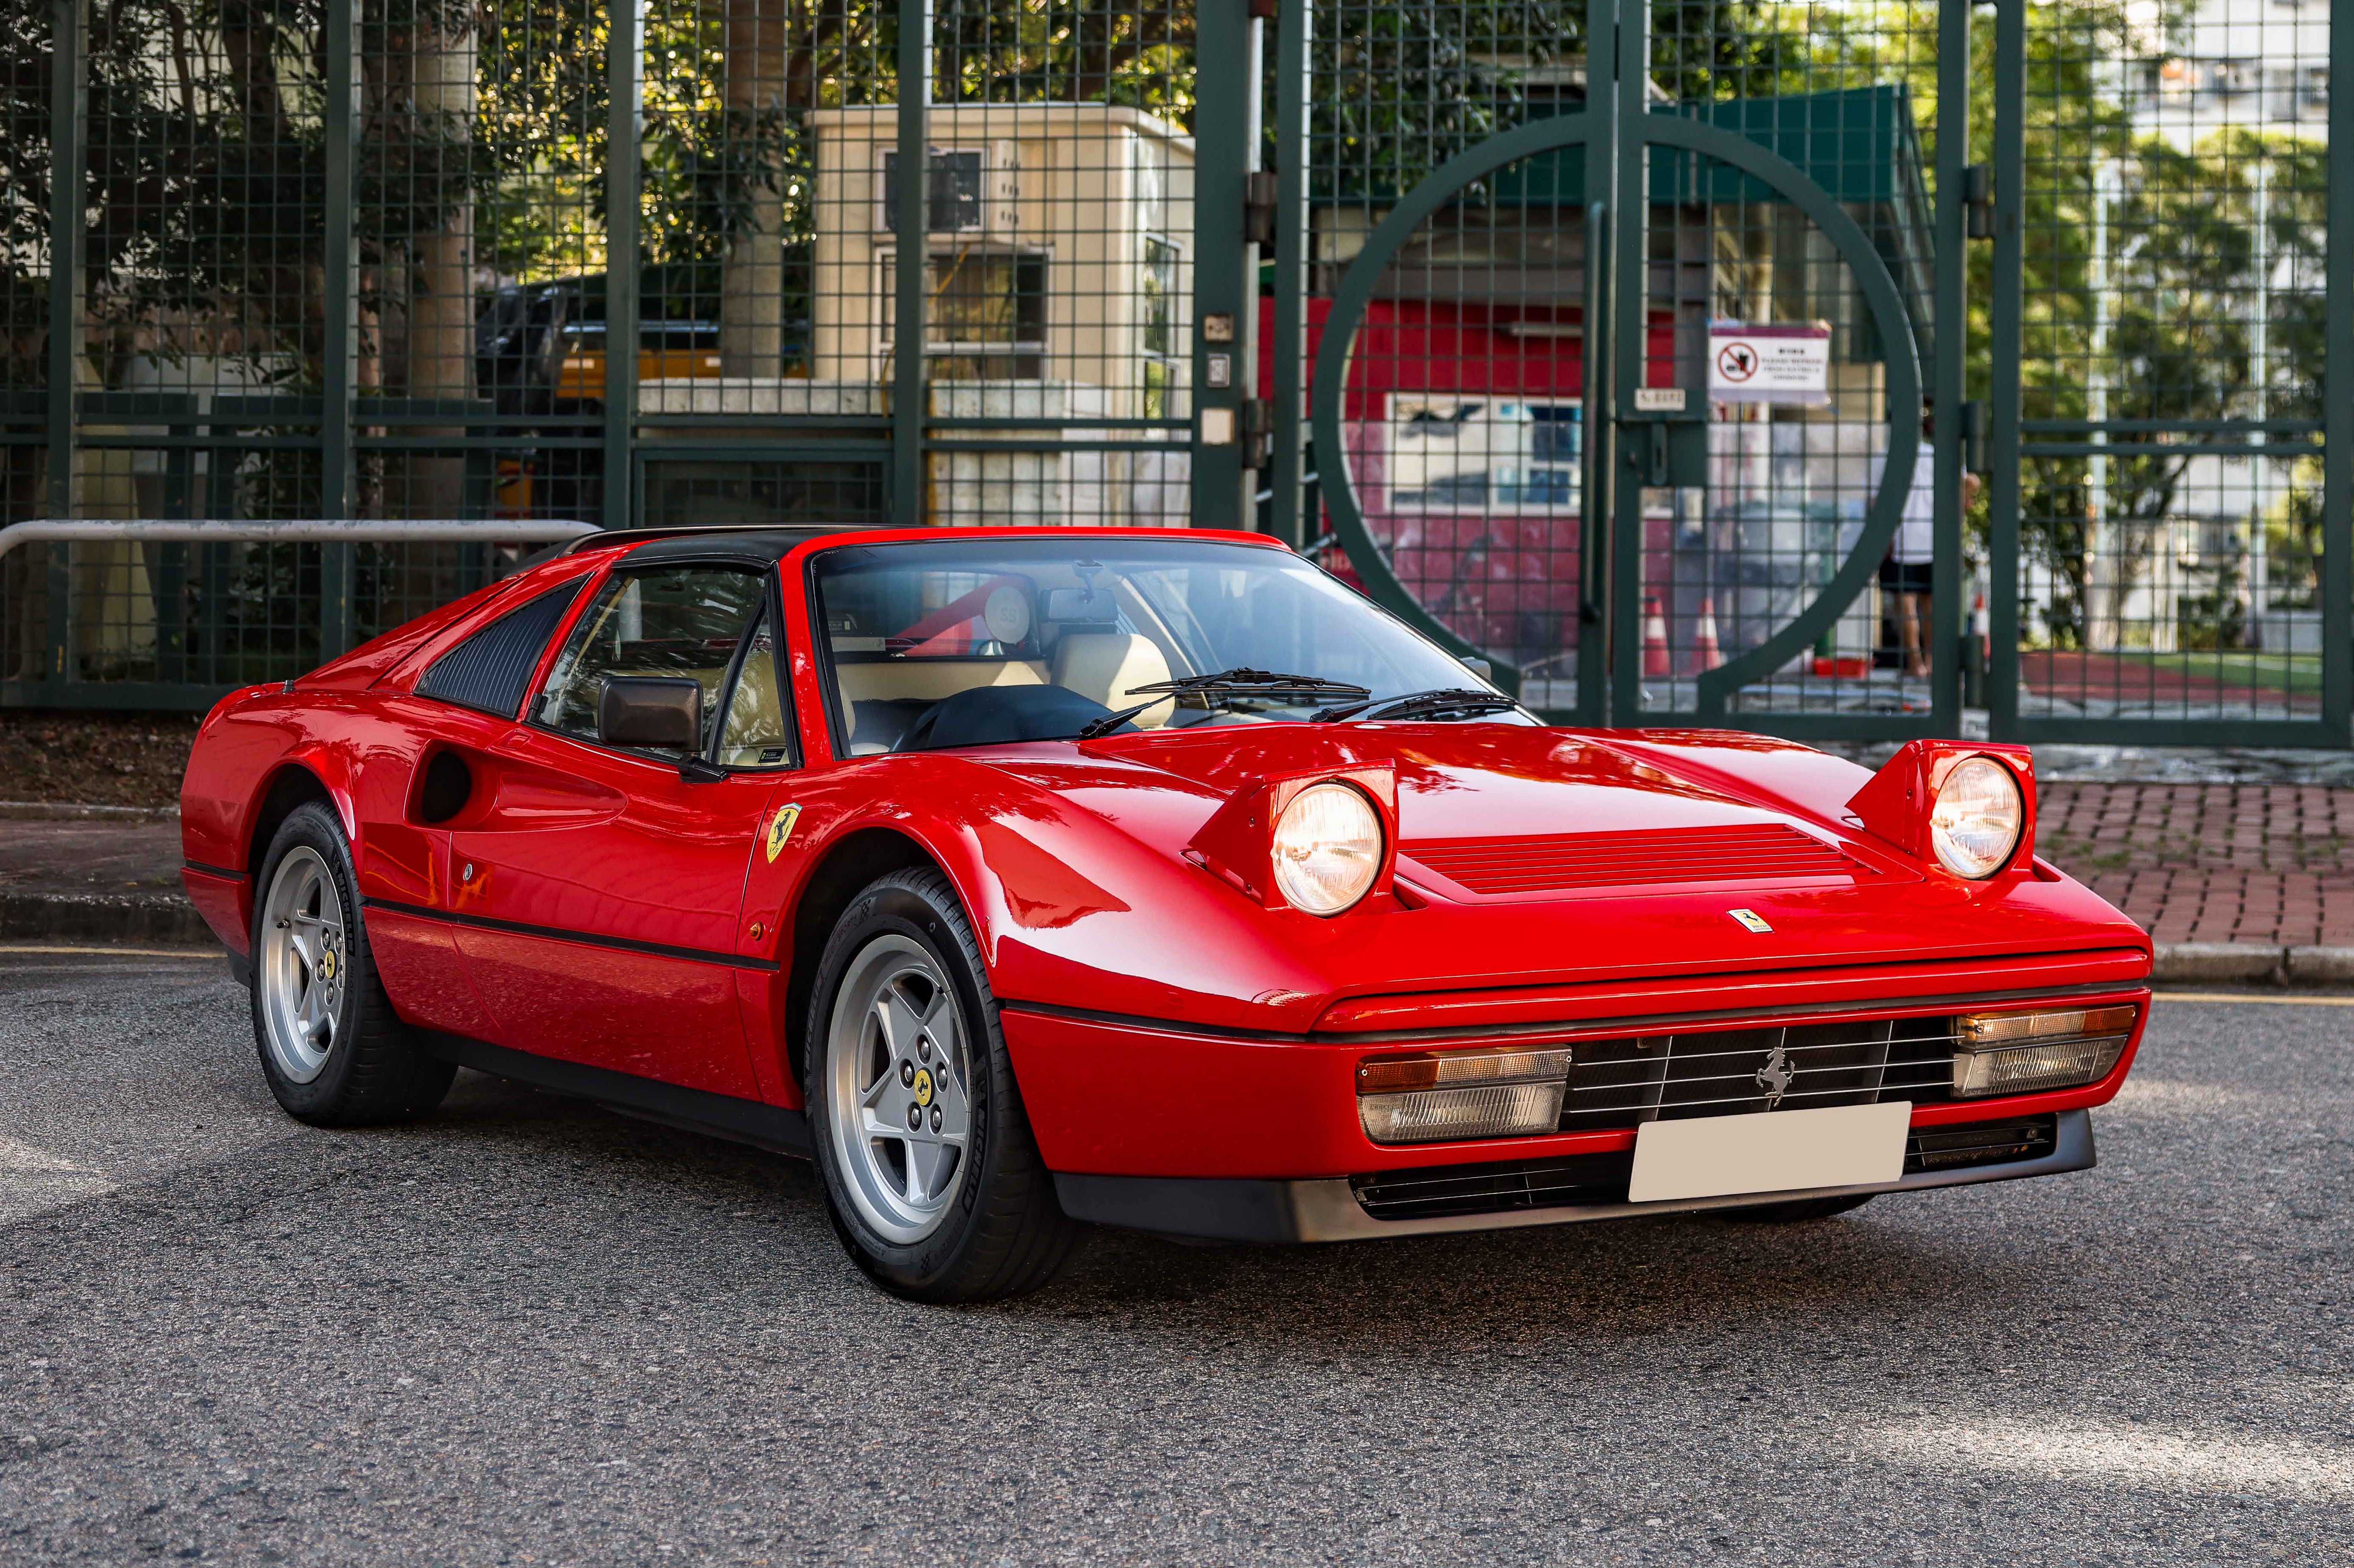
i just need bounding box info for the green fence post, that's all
[605,0,643,534]
[1190,0,1261,530]
[891,0,931,527]
[1577,0,1618,725]
[1267,0,1311,549]
[44,0,86,686]
[1929,0,1971,737]
[320,0,357,660]
[1606,0,1648,723]
[2324,0,2354,743]
[1986,0,2023,739]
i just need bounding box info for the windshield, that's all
[811,538,1526,754]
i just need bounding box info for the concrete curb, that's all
[0,801,180,822]
[0,890,212,948]
[2151,941,2354,987]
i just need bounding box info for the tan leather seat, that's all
[833,660,1048,754]
[1052,632,1174,728]
[834,659,1047,707]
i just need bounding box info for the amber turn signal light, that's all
[1951,1004,2138,1097]
[1356,1045,1572,1143]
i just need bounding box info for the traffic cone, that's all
[1642,593,1671,677]
[1692,595,1723,672]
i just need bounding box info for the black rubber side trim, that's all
[420,1031,811,1157]
[226,950,254,989]
[183,860,246,882]
[1053,1172,1306,1243]
[362,897,780,972]
[1002,1000,1308,1044]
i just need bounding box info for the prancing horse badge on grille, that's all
[1754,1041,1796,1109]
[1728,907,1772,933]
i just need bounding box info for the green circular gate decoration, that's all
[1308,111,1924,718]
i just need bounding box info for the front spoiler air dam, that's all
[1054,1109,2095,1243]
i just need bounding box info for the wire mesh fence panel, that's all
[36,0,337,687]
[1632,0,1943,723]
[2016,0,2330,729]
[0,0,54,686]
[914,0,1196,528]
[7,0,2347,736]
[1306,0,1603,701]
[368,0,609,529]
[631,0,894,522]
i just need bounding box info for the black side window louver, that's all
[415,580,584,719]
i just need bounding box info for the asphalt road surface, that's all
[2,951,2348,1566]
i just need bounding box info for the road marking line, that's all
[0,944,220,959]
[2154,990,2354,1007]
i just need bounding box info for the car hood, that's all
[986,721,1891,865]
[940,723,2147,1031]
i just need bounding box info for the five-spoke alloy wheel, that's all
[806,868,1081,1301]
[248,799,454,1125]
[825,934,974,1244]
[258,845,347,1084]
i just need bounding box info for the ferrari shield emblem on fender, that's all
[1728,908,1771,934]
[764,804,802,862]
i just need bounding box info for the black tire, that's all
[249,800,454,1126]
[804,867,1083,1303]
[1723,1193,1876,1223]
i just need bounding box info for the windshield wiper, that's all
[1309,687,1524,724]
[1076,668,1371,739]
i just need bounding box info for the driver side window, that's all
[535,567,766,753]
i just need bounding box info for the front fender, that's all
[776,754,1343,1037]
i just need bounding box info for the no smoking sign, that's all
[1707,320,1832,405]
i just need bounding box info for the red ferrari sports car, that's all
[180,524,2150,1301]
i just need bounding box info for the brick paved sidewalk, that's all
[2037,781,2354,950]
[9,785,2354,972]
[0,806,210,945]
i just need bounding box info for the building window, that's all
[1142,236,1180,418]
[880,250,1048,379]
[2210,59,2259,99]
[880,148,986,234]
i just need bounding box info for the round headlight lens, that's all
[1271,783,1384,915]
[1930,756,2024,879]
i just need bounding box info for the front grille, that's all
[1910,1115,2057,1170]
[1349,1115,2063,1221]
[1560,1015,1959,1132]
[1402,823,1861,896]
[1351,1152,1631,1222]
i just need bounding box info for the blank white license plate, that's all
[1626,1101,1911,1204]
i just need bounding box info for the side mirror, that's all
[600,677,703,752]
[1459,655,1494,683]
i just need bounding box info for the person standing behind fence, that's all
[1871,412,1979,681]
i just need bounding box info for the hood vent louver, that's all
[1400,823,1867,898]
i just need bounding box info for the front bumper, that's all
[1056,1108,2095,1242]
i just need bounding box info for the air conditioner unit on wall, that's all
[877,142,1020,239]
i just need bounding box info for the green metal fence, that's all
[6,0,2350,746]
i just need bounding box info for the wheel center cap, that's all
[319,949,337,980]
[911,1067,935,1108]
